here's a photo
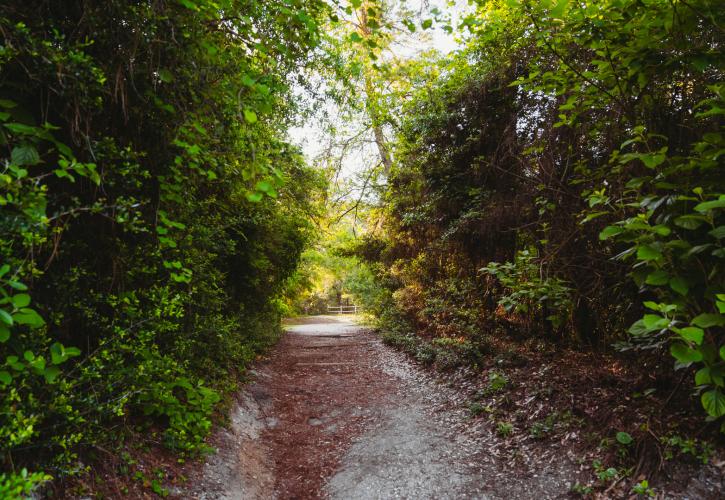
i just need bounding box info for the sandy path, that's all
[189,316,578,499]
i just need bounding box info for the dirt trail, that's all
[189,316,583,499]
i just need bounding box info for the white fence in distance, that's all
[327,305,361,314]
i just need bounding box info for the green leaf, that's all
[0,370,11,385]
[13,308,44,328]
[674,215,706,229]
[550,0,568,18]
[677,327,704,345]
[255,180,273,193]
[243,109,257,124]
[50,342,64,365]
[701,389,725,418]
[669,277,689,296]
[43,366,61,383]
[616,431,633,445]
[637,245,662,261]
[4,122,41,136]
[158,69,174,83]
[11,294,31,308]
[11,145,40,166]
[177,0,198,10]
[641,152,666,168]
[670,343,703,364]
[643,314,667,330]
[0,309,13,326]
[246,191,264,203]
[709,226,725,239]
[7,281,28,291]
[0,324,9,343]
[692,313,725,328]
[349,32,363,43]
[64,346,81,358]
[694,199,725,212]
[720,345,725,361]
[696,367,712,385]
[421,19,433,29]
[645,270,668,286]
[599,226,623,240]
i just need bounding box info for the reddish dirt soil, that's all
[257,321,396,498]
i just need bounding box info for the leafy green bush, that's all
[369,0,725,431]
[0,469,51,500]
[482,249,573,331]
[1,0,327,486]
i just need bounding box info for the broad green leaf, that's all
[0,370,11,385]
[694,199,725,212]
[677,327,704,345]
[158,69,174,82]
[43,366,61,383]
[256,180,273,193]
[701,389,725,418]
[177,0,198,10]
[246,192,263,203]
[11,145,40,166]
[669,277,689,296]
[64,346,81,358]
[0,325,9,342]
[13,308,44,328]
[0,309,13,326]
[30,357,46,372]
[674,215,706,229]
[637,245,662,261]
[695,367,711,385]
[11,294,31,308]
[599,226,623,240]
[653,225,671,236]
[642,314,667,330]
[50,342,64,365]
[692,313,725,328]
[7,281,28,291]
[709,226,725,239]
[645,270,668,286]
[243,109,258,124]
[641,152,666,168]
[615,431,633,445]
[4,122,40,136]
[628,319,650,337]
[670,343,703,364]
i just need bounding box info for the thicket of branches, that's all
[359,0,725,429]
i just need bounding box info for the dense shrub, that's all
[0,0,327,493]
[363,0,725,428]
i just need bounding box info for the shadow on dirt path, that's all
[188,316,586,499]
